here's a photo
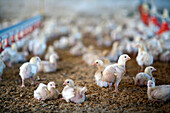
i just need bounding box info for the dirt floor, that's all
[0,35,170,113]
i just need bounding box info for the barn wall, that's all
[0,0,170,19]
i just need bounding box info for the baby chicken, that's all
[62,79,87,104]
[45,45,59,61]
[34,81,59,100]
[93,60,109,87]
[19,56,41,87]
[33,40,47,56]
[0,55,6,81]
[70,42,87,56]
[28,35,47,56]
[53,36,69,49]
[107,41,122,62]
[1,44,26,67]
[147,80,170,102]
[38,53,58,73]
[82,46,100,65]
[160,50,170,62]
[103,58,112,66]
[135,43,153,71]
[133,66,156,86]
[103,54,131,92]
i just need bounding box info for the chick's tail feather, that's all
[80,87,87,95]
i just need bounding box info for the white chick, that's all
[103,54,131,92]
[0,55,6,81]
[19,56,41,87]
[103,35,112,47]
[53,37,69,49]
[103,58,112,66]
[147,80,170,102]
[38,53,58,73]
[93,60,109,87]
[135,43,153,71]
[11,43,27,62]
[62,79,87,104]
[34,81,59,100]
[133,66,156,86]
[15,38,28,50]
[70,42,87,56]
[82,46,100,65]
[45,45,59,61]
[160,50,170,62]
[111,25,123,41]
[125,38,138,56]
[28,39,36,52]
[107,41,122,62]
[1,44,26,67]
[33,38,47,56]
[147,38,163,60]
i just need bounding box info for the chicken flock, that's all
[0,10,170,104]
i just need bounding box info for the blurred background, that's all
[0,0,170,20]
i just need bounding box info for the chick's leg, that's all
[8,61,12,67]
[151,99,164,103]
[141,65,144,71]
[114,79,121,93]
[114,83,118,93]
[31,77,35,85]
[37,75,40,81]
[21,79,25,87]
[109,83,112,90]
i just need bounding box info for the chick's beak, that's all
[52,85,56,88]
[63,82,66,85]
[153,68,156,71]
[93,62,96,66]
[127,56,131,60]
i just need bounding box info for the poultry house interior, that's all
[0,0,170,112]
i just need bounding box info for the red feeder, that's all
[35,23,39,28]
[32,24,36,30]
[32,26,35,32]
[18,32,23,40]
[150,16,160,27]
[5,38,10,47]
[141,12,150,26]
[39,21,42,27]
[40,22,43,28]
[11,35,15,43]
[27,27,31,34]
[27,28,30,35]
[23,29,27,37]
[18,32,21,40]
[157,21,170,35]
[0,45,3,52]
[0,38,3,52]
[138,5,143,16]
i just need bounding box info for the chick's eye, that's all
[124,56,126,58]
[67,81,69,83]
[151,68,152,70]
[50,84,52,86]
[96,62,98,64]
